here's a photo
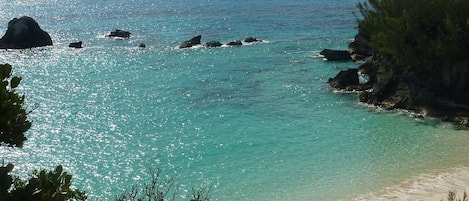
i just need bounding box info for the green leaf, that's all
[10,77,21,89]
[0,64,12,80]
[55,166,63,175]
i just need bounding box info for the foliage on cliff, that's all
[0,63,31,147]
[357,0,469,94]
[358,0,469,69]
[353,0,469,120]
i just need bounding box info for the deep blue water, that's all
[1,1,469,200]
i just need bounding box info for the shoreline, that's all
[345,166,469,201]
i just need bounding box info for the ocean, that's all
[1,0,469,200]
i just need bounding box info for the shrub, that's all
[0,63,31,147]
[357,0,469,73]
[0,163,87,201]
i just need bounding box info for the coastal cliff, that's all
[329,0,469,127]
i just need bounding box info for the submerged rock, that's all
[179,35,202,49]
[0,16,53,49]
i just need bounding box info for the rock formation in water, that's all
[69,41,83,48]
[226,40,242,46]
[0,16,53,49]
[179,35,202,49]
[205,40,223,48]
[320,49,352,61]
[244,37,261,43]
[327,29,469,128]
[106,29,131,38]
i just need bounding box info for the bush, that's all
[357,0,469,73]
[0,163,87,201]
[0,63,31,147]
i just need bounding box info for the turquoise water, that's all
[1,1,469,200]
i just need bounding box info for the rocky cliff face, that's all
[328,33,469,128]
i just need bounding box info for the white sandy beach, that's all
[347,167,469,201]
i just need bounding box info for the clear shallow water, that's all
[1,1,469,200]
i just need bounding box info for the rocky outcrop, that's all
[348,33,372,61]
[205,40,223,47]
[106,29,131,38]
[325,24,469,128]
[69,41,83,48]
[179,35,264,49]
[328,67,372,91]
[244,37,261,43]
[226,40,242,46]
[179,35,202,49]
[328,68,359,89]
[0,16,53,49]
[320,49,352,61]
[352,53,469,128]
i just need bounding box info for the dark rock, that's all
[244,37,261,43]
[454,117,469,128]
[139,43,146,48]
[68,41,83,48]
[358,54,420,110]
[350,54,366,62]
[380,79,412,109]
[329,28,469,128]
[348,33,372,61]
[328,68,359,89]
[106,29,131,38]
[179,35,202,49]
[320,49,352,61]
[205,40,223,47]
[358,61,375,84]
[226,40,242,46]
[0,16,53,49]
[357,61,373,75]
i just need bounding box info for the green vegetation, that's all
[358,0,469,69]
[0,164,86,201]
[0,63,86,201]
[357,0,469,92]
[0,63,31,147]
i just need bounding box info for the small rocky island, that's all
[106,29,131,38]
[327,0,469,128]
[0,16,53,49]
